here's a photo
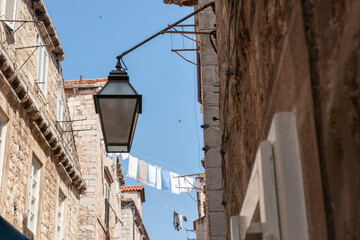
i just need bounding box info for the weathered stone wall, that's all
[215,0,360,239]
[120,205,135,240]
[65,82,122,240]
[195,216,207,240]
[196,0,225,239]
[0,0,82,239]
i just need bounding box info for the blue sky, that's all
[44,0,204,239]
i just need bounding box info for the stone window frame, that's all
[55,190,66,240]
[0,112,8,188]
[36,35,49,97]
[27,155,42,235]
[1,0,18,31]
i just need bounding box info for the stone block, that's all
[203,105,219,124]
[207,189,224,212]
[208,211,226,236]
[204,147,221,168]
[201,65,218,85]
[205,166,222,190]
[198,8,216,30]
[200,47,218,66]
[202,85,219,106]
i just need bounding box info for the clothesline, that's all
[132,151,187,174]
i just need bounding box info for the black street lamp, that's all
[94,58,142,153]
[93,2,213,153]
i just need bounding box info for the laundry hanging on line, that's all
[137,160,148,184]
[173,211,187,231]
[179,176,194,193]
[156,166,162,190]
[147,164,156,187]
[127,155,138,180]
[161,169,171,191]
[115,153,198,194]
[173,211,180,231]
[170,172,180,195]
[121,153,129,160]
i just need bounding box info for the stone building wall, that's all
[65,79,123,240]
[196,0,224,239]
[0,0,84,239]
[214,0,360,239]
[120,205,135,240]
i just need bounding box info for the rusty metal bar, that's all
[18,46,38,71]
[62,129,92,133]
[2,22,26,44]
[173,51,199,66]
[171,49,199,52]
[170,27,198,43]
[15,44,50,50]
[164,31,211,35]
[116,1,214,60]
[57,118,87,123]
[0,19,39,23]
[174,24,197,27]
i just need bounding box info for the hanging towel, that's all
[194,179,205,193]
[127,155,138,180]
[170,172,180,195]
[179,177,194,193]
[156,167,162,190]
[161,169,171,191]
[147,164,156,187]
[137,160,148,184]
[121,153,129,160]
[173,211,180,231]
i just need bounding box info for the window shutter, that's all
[3,0,17,30]
[232,141,281,240]
[36,37,48,96]
[57,98,63,128]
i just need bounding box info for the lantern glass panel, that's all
[98,97,138,144]
[100,80,136,95]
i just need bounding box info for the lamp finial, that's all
[115,57,122,71]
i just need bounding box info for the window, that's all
[104,180,110,229]
[55,192,65,240]
[1,0,18,30]
[0,116,7,187]
[57,98,63,128]
[36,37,49,96]
[27,157,41,234]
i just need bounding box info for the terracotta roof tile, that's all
[64,78,108,85]
[121,185,145,202]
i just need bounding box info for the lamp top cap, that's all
[108,58,129,81]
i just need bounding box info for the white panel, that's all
[257,141,281,240]
[269,112,309,240]
[230,215,240,240]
